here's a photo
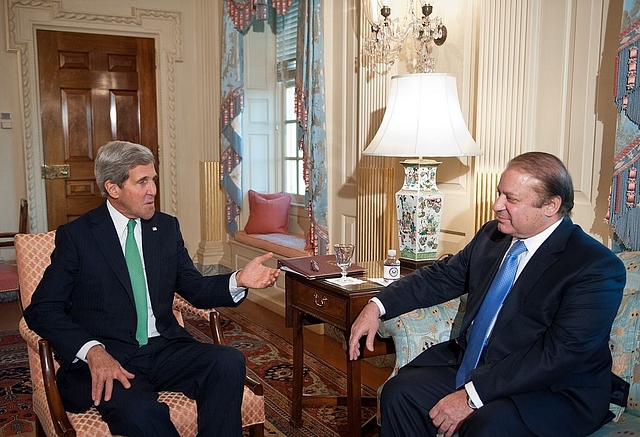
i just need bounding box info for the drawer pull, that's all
[313,293,327,307]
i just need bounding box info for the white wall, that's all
[325,0,360,247]
[0,3,26,263]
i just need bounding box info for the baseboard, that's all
[246,288,285,318]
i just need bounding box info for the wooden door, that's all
[37,30,158,230]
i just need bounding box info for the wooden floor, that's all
[0,297,393,392]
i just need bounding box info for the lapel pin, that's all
[152,227,158,231]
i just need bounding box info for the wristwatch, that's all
[467,393,478,410]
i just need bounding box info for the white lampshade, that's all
[363,73,482,158]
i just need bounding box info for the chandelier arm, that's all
[434,25,447,46]
[362,0,447,74]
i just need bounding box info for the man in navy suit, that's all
[24,141,280,437]
[349,152,626,437]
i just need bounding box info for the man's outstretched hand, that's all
[236,252,280,289]
[348,301,381,360]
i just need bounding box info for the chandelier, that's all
[362,1,447,75]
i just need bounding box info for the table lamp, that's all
[363,73,482,267]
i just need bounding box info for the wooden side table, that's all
[284,268,394,436]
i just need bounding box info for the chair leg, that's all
[35,416,46,437]
[248,423,264,437]
[17,293,24,315]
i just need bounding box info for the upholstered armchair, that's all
[377,295,466,380]
[15,231,265,437]
[376,251,640,436]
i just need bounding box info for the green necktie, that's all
[125,219,148,346]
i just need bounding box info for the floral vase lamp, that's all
[363,73,482,267]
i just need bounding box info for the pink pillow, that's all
[244,190,292,234]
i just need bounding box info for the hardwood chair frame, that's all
[0,198,28,247]
[0,198,28,301]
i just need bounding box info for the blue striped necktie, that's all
[125,219,148,346]
[455,240,527,387]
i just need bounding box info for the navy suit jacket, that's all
[24,202,243,371]
[378,218,626,436]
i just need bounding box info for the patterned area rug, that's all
[185,307,379,437]
[0,309,379,437]
[0,331,34,437]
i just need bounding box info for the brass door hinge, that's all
[41,164,70,179]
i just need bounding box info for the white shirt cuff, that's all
[465,381,484,408]
[230,271,247,303]
[369,296,386,317]
[77,340,104,363]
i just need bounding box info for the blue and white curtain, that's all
[220,0,328,254]
[610,0,640,251]
[295,0,328,254]
[220,5,244,235]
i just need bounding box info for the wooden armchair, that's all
[0,198,27,302]
[0,198,27,247]
[15,231,265,437]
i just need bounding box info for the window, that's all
[276,0,297,83]
[242,1,303,207]
[281,83,305,200]
[276,0,304,202]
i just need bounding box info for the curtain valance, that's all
[225,0,294,32]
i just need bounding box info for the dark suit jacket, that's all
[24,202,243,371]
[378,218,626,436]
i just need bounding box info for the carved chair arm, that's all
[38,339,76,437]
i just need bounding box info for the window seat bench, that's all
[233,231,311,258]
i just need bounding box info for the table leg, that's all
[347,352,362,436]
[290,309,304,428]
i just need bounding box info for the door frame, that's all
[6,1,183,232]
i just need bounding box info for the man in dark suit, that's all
[24,141,280,437]
[349,152,626,437]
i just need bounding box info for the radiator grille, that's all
[475,171,499,230]
[356,158,396,262]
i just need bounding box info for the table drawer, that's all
[291,283,347,327]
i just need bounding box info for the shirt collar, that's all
[106,200,139,239]
[518,217,564,256]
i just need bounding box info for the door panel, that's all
[37,30,158,229]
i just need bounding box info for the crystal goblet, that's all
[334,243,355,282]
